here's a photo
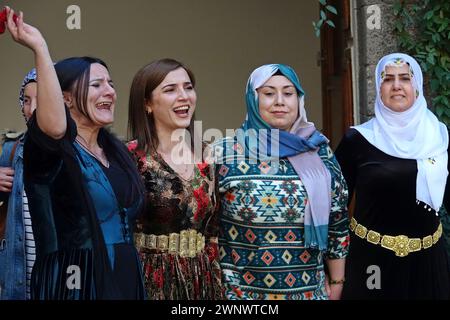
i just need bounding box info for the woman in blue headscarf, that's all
[215,64,349,300]
[335,53,450,299]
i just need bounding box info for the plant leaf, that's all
[326,20,336,28]
[326,5,338,15]
[315,28,321,37]
[317,19,324,28]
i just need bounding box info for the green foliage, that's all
[438,206,450,266]
[394,0,450,125]
[313,0,337,37]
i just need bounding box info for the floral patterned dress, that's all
[127,141,224,300]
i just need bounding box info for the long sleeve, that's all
[319,144,350,259]
[215,138,254,300]
[24,107,77,183]
[334,129,358,206]
[216,172,252,299]
[0,141,14,166]
[217,215,253,300]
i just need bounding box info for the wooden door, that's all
[320,0,354,149]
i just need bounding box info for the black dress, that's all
[23,109,145,300]
[335,128,450,299]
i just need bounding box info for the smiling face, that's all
[380,64,416,112]
[147,67,196,133]
[257,75,299,131]
[67,63,117,128]
[22,82,37,121]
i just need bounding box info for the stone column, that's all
[354,0,400,122]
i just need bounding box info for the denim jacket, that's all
[0,137,27,300]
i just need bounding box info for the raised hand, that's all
[0,7,18,34]
[4,6,48,53]
[3,6,66,140]
[0,167,14,193]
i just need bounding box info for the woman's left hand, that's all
[328,283,343,300]
[325,274,343,300]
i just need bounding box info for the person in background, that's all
[0,69,37,300]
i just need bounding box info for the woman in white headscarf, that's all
[335,53,450,299]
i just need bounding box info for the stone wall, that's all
[354,0,401,122]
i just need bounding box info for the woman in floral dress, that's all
[127,58,223,300]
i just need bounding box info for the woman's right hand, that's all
[4,7,66,140]
[4,6,48,54]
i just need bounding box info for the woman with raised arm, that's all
[3,7,145,300]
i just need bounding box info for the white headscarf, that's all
[354,53,448,213]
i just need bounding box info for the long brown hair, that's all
[128,58,197,154]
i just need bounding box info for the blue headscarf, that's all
[241,64,327,158]
[239,64,332,250]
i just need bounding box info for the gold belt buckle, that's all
[393,235,409,257]
[381,234,409,257]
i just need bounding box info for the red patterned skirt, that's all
[139,249,224,300]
